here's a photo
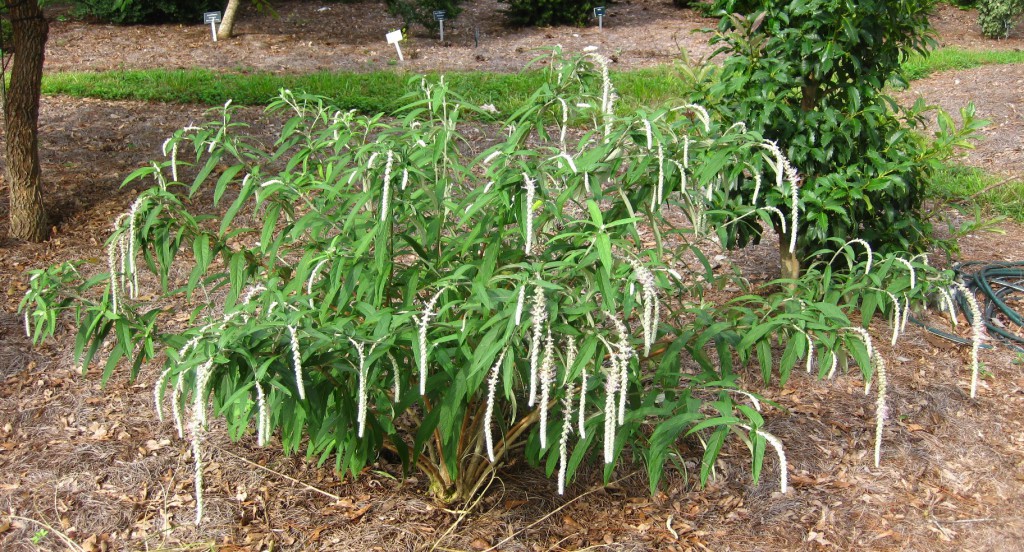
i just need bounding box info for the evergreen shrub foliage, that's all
[385,0,464,31]
[683,1,984,269]
[699,0,761,14]
[978,0,1024,38]
[69,0,222,24]
[504,0,601,27]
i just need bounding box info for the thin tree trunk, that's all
[779,229,800,282]
[217,0,242,40]
[4,0,49,242]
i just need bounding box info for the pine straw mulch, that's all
[42,1,1024,76]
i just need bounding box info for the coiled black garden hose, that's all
[952,261,1024,353]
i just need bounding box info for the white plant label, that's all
[386,30,405,61]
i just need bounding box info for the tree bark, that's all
[779,229,800,283]
[217,0,242,40]
[4,0,49,242]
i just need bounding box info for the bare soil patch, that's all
[898,64,1024,179]
[3,2,1024,551]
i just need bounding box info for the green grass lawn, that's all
[931,164,1024,222]
[42,47,1024,112]
[902,47,1024,81]
[42,65,684,115]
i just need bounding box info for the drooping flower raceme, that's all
[255,380,269,447]
[894,257,917,289]
[106,235,121,315]
[381,150,394,221]
[836,238,873,275]
[761,140,801,253]
[607,310,632,427]
[872,354,888,468]
[348,337,369,438]
[599,336,619,465]
[953,281,985,398]
[514,285,526,326]
[539,327,556,449]
[624,255,659,357]
[528,285,547,407]
[484,348,508,463]
[288,325,306,400]
[417,288,447,396]
[739,424,788,494]
[162,136,179,183]
[586,52,615,141]
[388,352,401,403]
[557,380,574,495]
[844,326,875,365]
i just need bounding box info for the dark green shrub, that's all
[70,0,222,24]
[683,0,983,277]
[504,0,601,27]
[978,0,1024,37]
[385,0,464,31]
[693,0,761,15]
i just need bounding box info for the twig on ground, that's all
[930,515,954,540]
[967,175,1021,200]
[211,444,342,502]
[4,514,85,552]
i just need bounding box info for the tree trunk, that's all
[801,76,818,112]
[779,229,800,283]
[4,0,49,242]
[217,0,242,40]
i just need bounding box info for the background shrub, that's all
[69,0,222,24]
[385,0,464,31]
[683,0,983,277]
[978,0,1024,37]
[503,0,601,27]
[691,0,761,15]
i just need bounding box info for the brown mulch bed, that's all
[3,1,1024,550]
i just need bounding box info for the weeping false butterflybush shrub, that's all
[22,48,822,522]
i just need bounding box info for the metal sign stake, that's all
[434,10,447,42]
[204,11,222,42]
